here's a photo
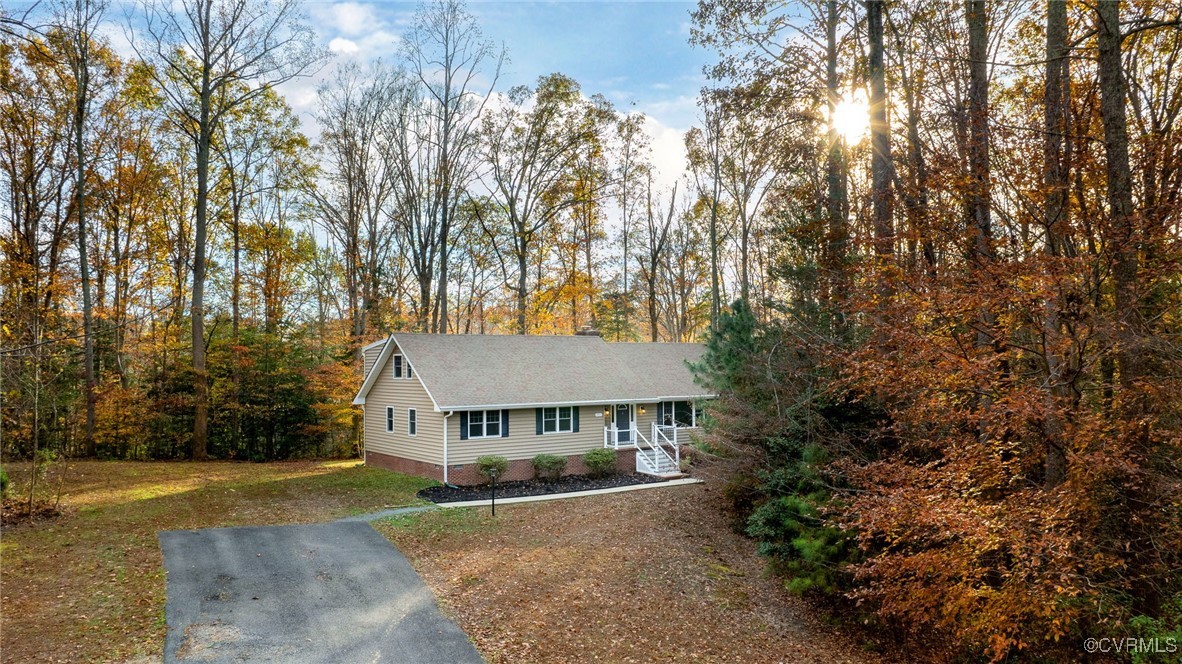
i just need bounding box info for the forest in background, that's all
[687,0,1181,660]
[2,0,1181,659]
[2,0,739,463]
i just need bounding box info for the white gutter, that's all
[433,394,717,411]
[442,410,454,485]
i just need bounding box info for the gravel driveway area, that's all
[159,521,482,663]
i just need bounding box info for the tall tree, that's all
[824,0,850,326]
[313,62,403,356]
[641,175,676,341]
[402,0,504,334]
[1041,0,1071,486]
[866,0,894,261]
[614,112,650,330]
[685,100,726,328]
[479,73,612,334]
[1096,0,1143,396]
[55,0,108,456]
[133,0,325,459]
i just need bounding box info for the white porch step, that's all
[636,448,683,477]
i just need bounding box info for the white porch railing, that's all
[603,424,680,476]
[652,423,679,466]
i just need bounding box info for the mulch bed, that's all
[418,472,669,503]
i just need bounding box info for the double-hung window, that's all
[661,401,702,428]
[385,406,395,432]
[541,406,574,433]
[392,355,403,378]
[467,409,502,438]
[407,409,417,436]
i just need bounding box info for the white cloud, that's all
[355,30,399,56]
[328,37,359,54]
[321,2,379,36]
[644,114,688,192]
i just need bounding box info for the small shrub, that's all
[475,455,509,483]
[532,453,567,482]
[583,448,617,478]
[0,466,7,498]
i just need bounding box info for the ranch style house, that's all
[352,332,713,485]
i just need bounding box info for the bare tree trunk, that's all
[516,248,528,335]
[73,27,96,457]
[191,69,212,461]
[824,0,849,328]
[966,0,992,268]
[61,0,106,457]
[867,0,893,262]
[708,111,722,327]
[1096,0,1142,393]
[1042,0,1070,486]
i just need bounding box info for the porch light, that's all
[639,406,646,415]
[603,406,611,417]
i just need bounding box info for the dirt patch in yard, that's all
[1,498,64,527]
[378,483,896,663]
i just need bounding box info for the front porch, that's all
[603,421,687,477]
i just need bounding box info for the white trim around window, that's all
[541,406,574,434]
[466,409,502,438]
[385,406,395,432]
[407,408,417,436]
[661,400,704,428]
[392,354,403,379]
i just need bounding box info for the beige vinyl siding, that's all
[363,341,442,465]
[448,405,615,465]
[446,401,703,464]
[362,344,383,377]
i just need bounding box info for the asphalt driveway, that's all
[159,521,483,663]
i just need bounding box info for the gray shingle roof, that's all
[355,333,712,409]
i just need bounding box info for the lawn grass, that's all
[0,459,434,663]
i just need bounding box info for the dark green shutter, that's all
[501,410,509,437]
[657,402,664,424]
[459,412,469,440]
[535,408,543,435]
[572,407,580,432]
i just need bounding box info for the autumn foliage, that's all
[691,0,1182,660]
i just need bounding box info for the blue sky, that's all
[88,0,712,183]
[301,0,712,181]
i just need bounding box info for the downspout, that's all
[443,411,454,486]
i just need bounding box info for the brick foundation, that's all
[365,449,444,482]
[365,447,641,486]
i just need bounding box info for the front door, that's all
[613,404,634,445]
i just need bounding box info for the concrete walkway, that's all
[159,521,482,664]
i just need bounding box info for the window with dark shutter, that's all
[465,409,507,438]
[540,406,575,433]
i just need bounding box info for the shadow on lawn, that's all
[0,460,437,663]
